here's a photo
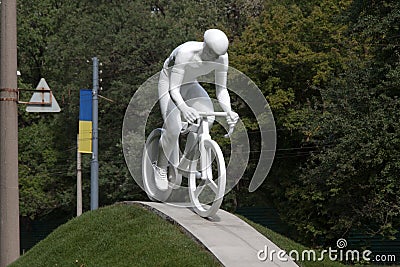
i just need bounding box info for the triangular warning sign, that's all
[26,78,61,113]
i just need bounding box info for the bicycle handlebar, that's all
[182,111,235,138]
[197,111,228,117]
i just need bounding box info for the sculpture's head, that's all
[203,29,229,56]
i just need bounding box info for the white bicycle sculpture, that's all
[142,111,235,218]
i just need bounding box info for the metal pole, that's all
[0,0,20,265]
[77,135,82,216]
[91,57,99,210]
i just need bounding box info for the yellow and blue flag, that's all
[78,89,92,153]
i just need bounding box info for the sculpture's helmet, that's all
[203,29,229,56]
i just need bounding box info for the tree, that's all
[284,0,400,245]
[227,0,353,209]
[19,120,73,219]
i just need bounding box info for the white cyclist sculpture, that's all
[153,29,239,190]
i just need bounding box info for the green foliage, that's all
[230,0,352,115]
[17,0,65,85]
[19,119,73,219]
[281,0,400,245]
[285,62,400,243]
[228,0,354,209]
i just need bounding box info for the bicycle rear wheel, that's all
[188,139,226,218]
[142,128,177,202]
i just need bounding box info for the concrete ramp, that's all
[127,201,298,267]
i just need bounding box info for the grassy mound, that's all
[11,202,348,267]
[10,203,221,267]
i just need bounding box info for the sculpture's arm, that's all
[215,55,238,124]
[169,65,186,110]
[215,71,231,113]
[169,54,199,123]
[215,55,232,112]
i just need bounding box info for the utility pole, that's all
[91,57,99,210]
[77,135,82,216]
[0,0,20,265]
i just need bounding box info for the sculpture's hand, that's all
[180,106,199,123]
[226,110,239,126]
[224,111,238,138]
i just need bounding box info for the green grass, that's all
[10,203,222,267]
[241,217,399,266]
[238,215,346,267]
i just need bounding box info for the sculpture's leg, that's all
[179,82,215,171]
[158,105,182,169]
[181,81,215,125]
[178,132,197,171]
[157,67,182,169]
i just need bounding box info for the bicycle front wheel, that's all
[189,139,226,218]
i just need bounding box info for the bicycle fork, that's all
[198,116,212,181]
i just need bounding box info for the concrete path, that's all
[126,201,299,267]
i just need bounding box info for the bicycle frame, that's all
[178,112,229,178]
